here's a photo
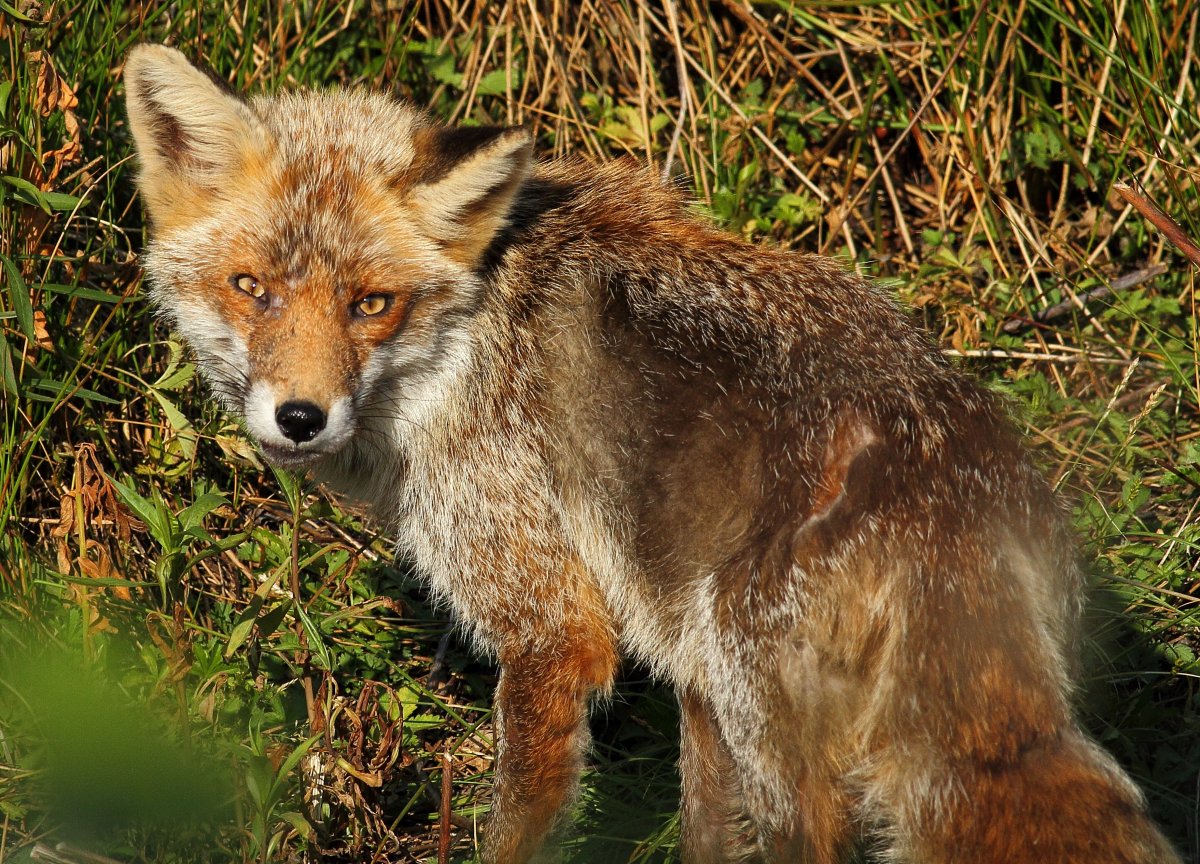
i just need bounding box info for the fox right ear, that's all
[407,125,533,266]
[124,44,268,225]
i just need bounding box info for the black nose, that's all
[275,400,326,443]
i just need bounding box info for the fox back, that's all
[125,44,1180,863]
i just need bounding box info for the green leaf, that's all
[152,340,193,390]
[150,389,197,459]
[0,798,27,820]
[1,176,82,213]
[294,604,333,671]
[0,0,44,23]
[2,176,49,214]
[0,329,16,396]
[150,389,193,435]
[49,571,141,589]
[109,476,172,547]
[278,811,314,841]
[599,120,635,145]
[27,376,121,405]
[396,685,421,720]
[178,491,227,534]
[270,463,304,513]
[252,568,283,600]
[154,360,195,392]
[475,68,510,96]
[0,252,34,341]
[40,190,83,211]
[225,594,266,659]
[423,50,462,88]
[771,192,820,227]
[274,734,322,789]
[404,713,446,732]
[245,768,264,808]
[256,601,292,639]
[39,282,123,304]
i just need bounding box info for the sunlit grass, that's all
[1,2,1197,861]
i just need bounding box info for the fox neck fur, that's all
[125,43,1181,864]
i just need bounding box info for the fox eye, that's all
[231,274,265,299]
[353,294,392,317]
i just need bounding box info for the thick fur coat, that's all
[125,44,1179,863]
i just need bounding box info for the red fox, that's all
[124,44,1180,863]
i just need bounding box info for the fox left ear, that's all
[124,44,269,228]
[408,125,533,265]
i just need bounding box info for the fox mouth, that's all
[255,439,332,470]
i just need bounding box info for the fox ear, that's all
[124,44,267,225]
[409,126,533,265]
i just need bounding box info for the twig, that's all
[1113,178,1200,268]
[660,0,690,181]
[438,747,453,864]
[635,2,856,253]
[1001,263,1168,334]
[1092,8,1200,268]
[821,0,990,254]
[714,0,852,120]
[30,845,123,864]
[946,348,1139,365]
[835,40,913,254]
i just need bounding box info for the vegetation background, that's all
[1,0,1197,861]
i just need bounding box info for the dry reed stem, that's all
[438,747,452,864]
[1113,179,1200,270]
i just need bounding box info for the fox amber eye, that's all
[353,294,392,317]
[231,274,265,299]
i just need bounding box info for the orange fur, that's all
[124,44,1181,863]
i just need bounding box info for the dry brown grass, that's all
[1,2,1197,861]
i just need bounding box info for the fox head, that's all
[124,44,531,472]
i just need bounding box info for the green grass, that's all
[1,1,1198,862]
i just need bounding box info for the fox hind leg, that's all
[756,773,854,864]
[678,687,759,863]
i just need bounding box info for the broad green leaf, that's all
[151,389,193,436]
[225,594,266,659]
[475,68,509,96]
[1,176,82,213]
[278,811,314,840]
[0,329,16,396]
[255,601,292,639]
[154,361,195,392]
[274,734,322,788]
[0,252,34,340]
[0,0,43,23]
[109,476,170,543]
[178,491,228,534]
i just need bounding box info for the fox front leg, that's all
[482,634,617,863]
